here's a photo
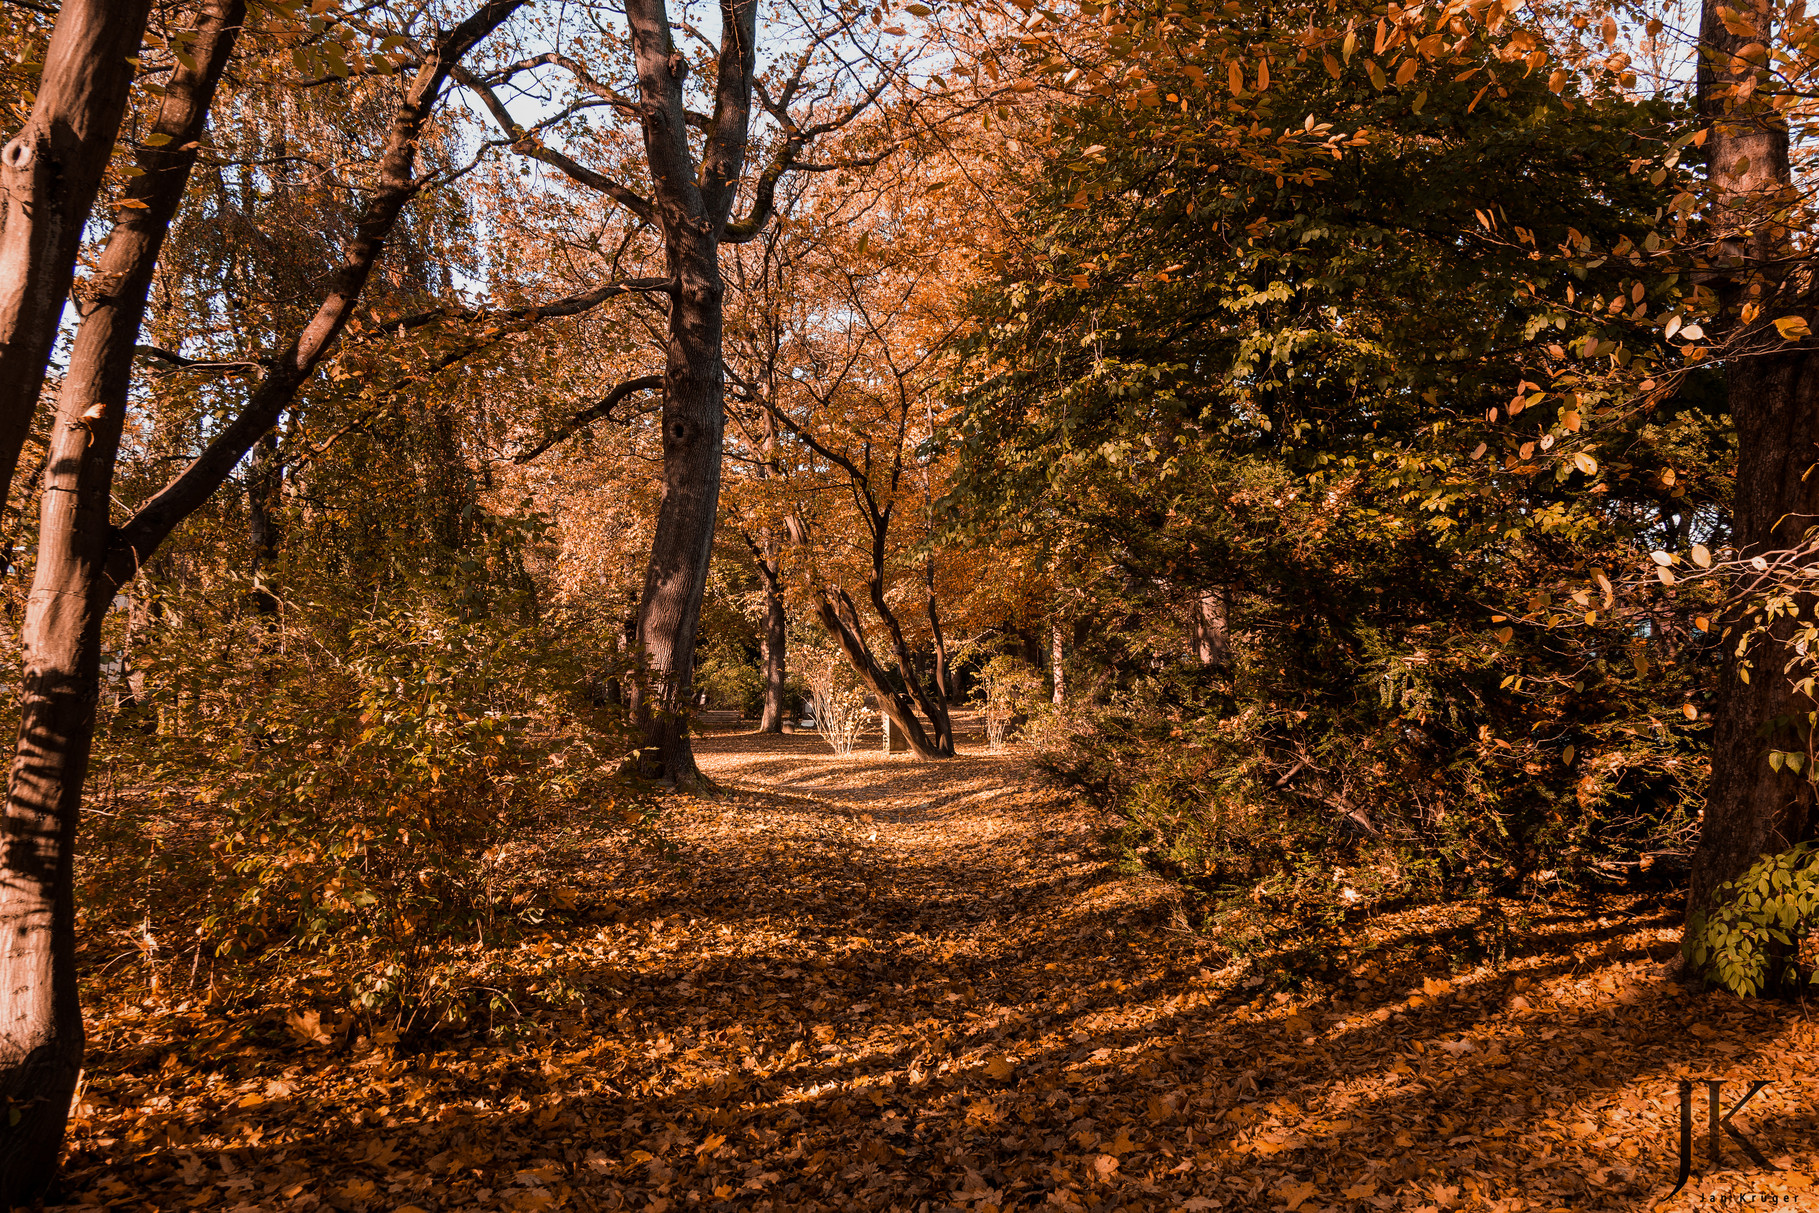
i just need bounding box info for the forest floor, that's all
[52,721,1819,1213]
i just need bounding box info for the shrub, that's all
[1687,844,1819,997]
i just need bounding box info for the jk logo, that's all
[1670,1079,1778,1198]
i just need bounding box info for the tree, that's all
[0,2,524,1196]
[458,0,907,783]
[1682,0,1819,923]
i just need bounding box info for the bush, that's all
[698,657,763,715]
[1688,844,1819,997]
[974,654,1045,750]
[94,508,639,1029]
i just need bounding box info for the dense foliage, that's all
[946,0,1732,910]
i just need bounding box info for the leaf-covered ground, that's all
[55,725,1819,1212]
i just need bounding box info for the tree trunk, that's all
[630,266,724,785]
[924,568,954,752]
[1192,588,1231,669]
[1051,624,1066,705]
[0,1,241,1197]
[805,590,944,757]
[248,429,282,615]
[1685,0,1819,925]
[757,551,786,732]
[0,0,155,514]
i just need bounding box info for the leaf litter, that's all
[51,725,1819,1211]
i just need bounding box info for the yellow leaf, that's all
[1562,409,1581,432]
[1573,452,1597,475]
[1494,626,1513,645]
[1394,57,1418,86]
[1366,59,1386,90]
[1776,315,1811,340]
[1683,703,1699,720]
[1228,59,1244,95]
[1323,53,1341,78]
[1548,68,1567,92]
[1692,544,1712,567]
[1423,976,1452,997]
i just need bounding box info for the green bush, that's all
[697,657,763,715]
[1687,844,1819,997]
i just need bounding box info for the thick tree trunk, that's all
[630,269,724,785]
[1685,0,1819,926]
[1688,355,1819,913]
[758,553,786,732]
[618,0,759,785]
[0,0,155,513]
[0,2,241,1197]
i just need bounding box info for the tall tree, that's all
[1684,0,1819,919]
[460,3,902,783]
[0,1,524,1197]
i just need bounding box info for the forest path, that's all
[56,726,1819,1212]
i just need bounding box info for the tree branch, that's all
[109,0,528,576]
[512,374,663,463]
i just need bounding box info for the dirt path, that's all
[56,728,1819,1212]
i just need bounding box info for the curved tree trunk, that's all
[0,0,155,516]
[805,587,944,759]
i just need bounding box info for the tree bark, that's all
[1051,624,1066,705]
[756,548,787,732]
[1685,0,1819,927]
[630,276,726,782]
[1192,588,1231,669]
[0,1,240,1196]
[620,0,759,786]
[0,0,156,518]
